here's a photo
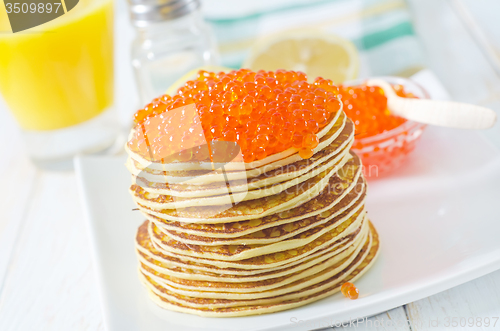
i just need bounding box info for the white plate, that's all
[75,80,500,331]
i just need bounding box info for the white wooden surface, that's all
[1,0,500,330]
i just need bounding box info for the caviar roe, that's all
[338,84,415,140]
[128,69,341,163]
[340,282,359,300]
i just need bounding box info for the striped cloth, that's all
[202,0,425,78]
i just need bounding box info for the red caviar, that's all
[338,84,414,140]
[340,282,359,300]
[338,82,423,179]
[129,69,342,163]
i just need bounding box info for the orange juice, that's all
[0,0,113,131]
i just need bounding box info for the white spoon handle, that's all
[389,97,497,129]
[366,78,497,129]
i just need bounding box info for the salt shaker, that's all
[128,0,219,104]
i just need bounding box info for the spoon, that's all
[365,78,497,129]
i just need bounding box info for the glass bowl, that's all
[343,76,430,179]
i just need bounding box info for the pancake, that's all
[137,222,379,317]
[129,147,351,209]
[139,223,368,298]
[137,223,367,283]
[130,131,353,199]
[148,157,363,239]
[136,221,364,276]
[139,215,365,271]
[135,153,357,223]
[149,206,365,261]
[136,150,360,224]
[128,118,354,192]
[156,178,366,246]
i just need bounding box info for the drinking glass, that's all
[0,0,119,169]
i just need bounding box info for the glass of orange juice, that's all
[0,0,119,169]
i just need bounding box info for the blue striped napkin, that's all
[202,0,425,78]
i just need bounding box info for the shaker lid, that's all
[128,0,200,26]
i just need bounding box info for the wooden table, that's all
[1,0,499,330]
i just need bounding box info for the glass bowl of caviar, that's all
[341,76,430,179]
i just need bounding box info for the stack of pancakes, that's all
[126,108,380,317]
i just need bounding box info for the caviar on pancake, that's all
[128,69,342,163]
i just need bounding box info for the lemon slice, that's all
[243,31,359,84]
[165,65,233,95]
